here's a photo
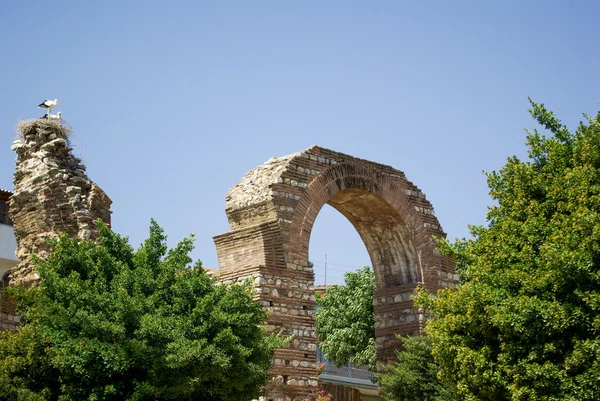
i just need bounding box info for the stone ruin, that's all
[5,122,457,400]
[215,146,457,401]
[8,119,111,286]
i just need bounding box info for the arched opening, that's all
[309,204,370,286]
[300,186,422,288]
[310,203,378,396]
[309,189,420,399]
[1,272,8,289]
[326,188,420,287]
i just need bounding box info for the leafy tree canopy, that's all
[315,266,377,372]
[416,100,600,400]
[380,335,461,401]
[0,220,285,401]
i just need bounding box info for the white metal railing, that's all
[317,347,378,388]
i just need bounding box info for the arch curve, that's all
[289,162,426,286]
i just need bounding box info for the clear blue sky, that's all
[1,1,599,285]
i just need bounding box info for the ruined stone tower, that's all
[8,119,112,286]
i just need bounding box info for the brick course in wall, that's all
[214,146,457,401]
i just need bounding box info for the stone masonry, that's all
[214,146,457,401]
[4,127,454,400]
[8,119,112,286]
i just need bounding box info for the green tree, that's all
[0,220,285,401]
[380,335,461,401]
[315,266,377,372]
[416,100,600,400]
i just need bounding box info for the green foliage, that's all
[434,237,473,283]
[0,220,285,401]
[315,266,377,372]
[419,101,600,400]
[380,335,461,401]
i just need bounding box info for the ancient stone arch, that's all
[214,146,457,401]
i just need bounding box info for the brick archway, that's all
[289,162,426,287]
[214,146,456,401]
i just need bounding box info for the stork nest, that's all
[17,118,72,144]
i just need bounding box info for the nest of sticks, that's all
[17,118,72,144]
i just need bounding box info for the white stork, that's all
[38,98,58,116]
[40,111,62,120]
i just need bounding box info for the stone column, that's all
[214,221,319,401]
[8,119,112,287]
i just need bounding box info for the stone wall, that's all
[8,119,112,287]
[0,287,18,331]
[215,146,457,401]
